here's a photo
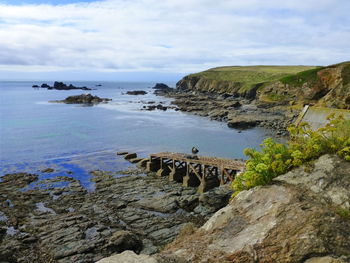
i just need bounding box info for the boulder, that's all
[227,119,258,129]
[152,83,171,90]
[106,231,142,254]
[116,152,128,155]
[152,83,174,95]
[126,90,147,95]
[96,250,157,263]
[124,153,137,160]
[41,83,50,88]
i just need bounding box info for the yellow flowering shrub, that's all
[232,115,350,196]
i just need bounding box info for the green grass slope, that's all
[188,65,318,92]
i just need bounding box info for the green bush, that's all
[232,115,350,196]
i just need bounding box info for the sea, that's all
[0,81,270,190]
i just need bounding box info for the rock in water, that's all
[52,94,111,104]
[126,90,147,95]
[152,83,174,95]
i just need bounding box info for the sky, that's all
[0,0,349,81]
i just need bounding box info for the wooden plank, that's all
[189,163,202,182]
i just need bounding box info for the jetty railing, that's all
[146,152,245,193]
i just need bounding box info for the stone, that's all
[116,152,128,155]
[41,83,50,88]
[227,119,258,129]
[96,250,158,263]
[107,231,142,254]
[41,168,55,173]
[124,153,137,160]
[126,90,147,95]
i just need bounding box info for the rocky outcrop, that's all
[142,104,168,111]
[52,94,111,105]
[257,63,350,109]
[98,155,350,263]
[176,76,245,97]
[0,169,232,262]
[126,90,147,95]
[161,91,293,135]
[175,62,350,109]
[152,83,174,95]
[35,82,92,90]
[153,154,350,263]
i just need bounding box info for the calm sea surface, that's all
[0,81,270,189]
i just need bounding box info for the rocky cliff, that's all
[176,62,350,109]
[98,154,350,263]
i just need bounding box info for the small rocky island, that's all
[51,94,111,105]
[33,81,92,91]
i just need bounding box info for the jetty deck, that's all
[146,152,245,193]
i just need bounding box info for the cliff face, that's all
[258,62,350,109]
[176,62,350,109]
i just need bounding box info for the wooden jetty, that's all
[146,152,245,193]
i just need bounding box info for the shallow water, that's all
[0,81,270,188]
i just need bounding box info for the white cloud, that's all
[0,0,349,76]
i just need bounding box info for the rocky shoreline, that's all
[96,155,350,263]
[154,86,298,136]
[0,168,232,263]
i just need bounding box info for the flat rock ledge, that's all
[0,170,232,263]
[98,155,350,263]
[158,90,297,136]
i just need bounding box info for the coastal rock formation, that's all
[258,62,350,109]
[0,169,232,263]
[52,94,111,104]
[152,83,174,95]
[98,154,350,263]
[162,91,291,135]
[126,90,147,95]
[175,61,350,109]
[142,104,168,111]
[35,82,92,90]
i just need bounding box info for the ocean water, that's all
[0,81,270,189]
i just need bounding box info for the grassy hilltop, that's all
[177,61,350,109]
[188,65,318,92]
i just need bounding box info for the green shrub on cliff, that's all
[232,115,350,196]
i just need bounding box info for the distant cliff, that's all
[176,62,350,109]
